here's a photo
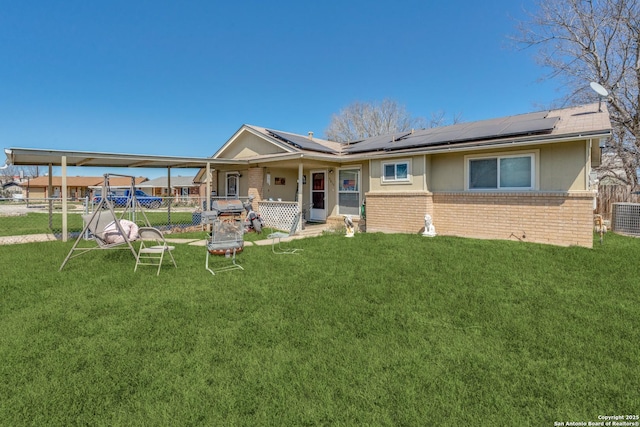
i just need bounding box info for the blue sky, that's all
[1,0,565,178]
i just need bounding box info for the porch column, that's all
[248,167,264,209]
[205,162,210,210]
[297,162,303,228]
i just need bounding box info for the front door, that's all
[310,170,327,222]
[226,173,238,198]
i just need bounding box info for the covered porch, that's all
[207,156,366,232]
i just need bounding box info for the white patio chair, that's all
[267,212,303,254]
[134,227,177,275]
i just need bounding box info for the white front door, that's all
[309,170,327,222]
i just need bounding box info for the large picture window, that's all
[338,168,360,216]
[382,160,410,182]
[468,153,535,190]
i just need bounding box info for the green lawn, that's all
[1,232,638,426]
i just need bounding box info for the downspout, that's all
[423,154,427,191]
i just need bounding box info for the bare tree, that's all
[428,110,464,129]
[0,164,44,183]
[516,0,640,188]
[325,99,428,143]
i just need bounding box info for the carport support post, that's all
[61,156,68,242]
[48,164,53,230]
[167,167,171,227]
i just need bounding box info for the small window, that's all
[468,154,534,190]
[382,160,410,182]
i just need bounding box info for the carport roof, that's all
[4,148,243,168]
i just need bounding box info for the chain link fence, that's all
[0,196,209,240]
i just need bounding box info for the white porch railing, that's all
[258,201,299,231]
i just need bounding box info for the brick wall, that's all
[432,191,595,248]
[365,191,596,248]
[365,192,433,234]
[248,167,264,209]
[198,171,218,198]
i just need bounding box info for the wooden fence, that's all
[595,185,640,221]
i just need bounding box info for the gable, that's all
[215,128,292,160]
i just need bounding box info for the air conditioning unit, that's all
[611,203,640,236]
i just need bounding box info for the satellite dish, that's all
[590,82,609,112]
[590,81,609,97]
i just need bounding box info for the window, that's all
[467,153,535,190]
[338,168,360,216]
[382,160,410,182]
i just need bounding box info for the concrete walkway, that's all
[0,233,58,245]
[179,222,331,248]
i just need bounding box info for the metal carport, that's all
[3,147,246,241]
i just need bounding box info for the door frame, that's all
[309,169,327,222]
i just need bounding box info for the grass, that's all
[1,232,638,425]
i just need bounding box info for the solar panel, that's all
[266,129,339,154]
[345,110,559,153]
[498,117,559,137]
[344,132,412,153]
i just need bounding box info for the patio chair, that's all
[206,218,245,275]
[134,227,177,275]
[267,212,303,254]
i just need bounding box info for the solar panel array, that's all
[266,129,339,154]
[345,111,559,154]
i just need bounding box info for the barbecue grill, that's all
[202,199,244,224]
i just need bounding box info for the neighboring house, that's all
[196,103,611,248]
[136,175,200,201]
[2,180,25,199]
[21,176,148,200]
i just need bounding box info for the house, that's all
[20,176,148,200]
[136,175,200,201]
[196,103,611,248]
[2,180,25,199]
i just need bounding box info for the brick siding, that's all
[365,191,596,248]
[365,192,433,234]
[248,167,264,210]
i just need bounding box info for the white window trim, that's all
[336,166,361,216]
[381,158,411,184]
[464,150,539,191]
